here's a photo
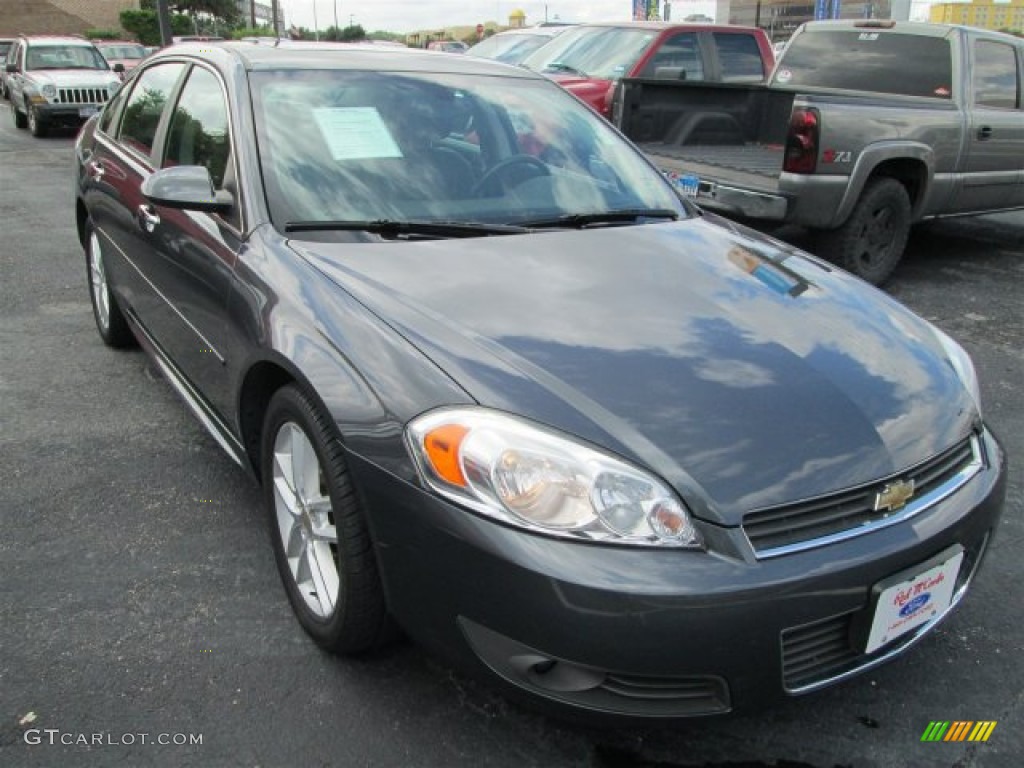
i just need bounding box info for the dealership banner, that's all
[633,0,660,20]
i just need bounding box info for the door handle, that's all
[977,125,993,140]
[137,204,160,233]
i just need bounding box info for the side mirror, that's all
[113,62,125,73]
[5,63,16,74]
[141,166,233,213]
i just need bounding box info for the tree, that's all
[340,25,366,42]
[121,9,192,45]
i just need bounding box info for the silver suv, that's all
[5,35,122,137]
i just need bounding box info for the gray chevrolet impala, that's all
[73,41,1006,720]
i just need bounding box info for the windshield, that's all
[26,44,109,71]
[98,44,147,60]
[521,26,658,80]
[251,69,687,236]
[775,30,953,99]
[468,33,555,64]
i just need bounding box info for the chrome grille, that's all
[57,87,109,105]
[744,436,982,558]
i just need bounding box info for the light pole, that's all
[313,0,320,40]
[334,0,340,32]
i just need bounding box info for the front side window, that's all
[640,33,704,81]
[252,70,687,233]
[119,62,185,159]
[163,66,231,187]
[973,40,1019,109]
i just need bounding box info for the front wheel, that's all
[12,99,27,130]
[27,104,47,137]
[261,385,390,654]
[817,177,911,286]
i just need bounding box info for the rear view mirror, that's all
[141,166,233,213]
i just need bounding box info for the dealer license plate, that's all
[664,171,700,198]
[865,550,964,654]
[79,106,98,119]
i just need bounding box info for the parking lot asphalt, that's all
[0,105,1021,768]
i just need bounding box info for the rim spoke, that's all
[293,431,321,503]
[306,542,337,616]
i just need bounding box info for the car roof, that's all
[149,40,547,78]
[569,21,760,32]
[486,27,564,38]
[18,34,98,46]
[800,19,1024,41]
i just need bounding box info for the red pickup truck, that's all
[521,21,776,119]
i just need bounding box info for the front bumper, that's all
[33,101,103,126]
[353,428,1006,719]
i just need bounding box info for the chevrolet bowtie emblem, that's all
[874,479,916,513]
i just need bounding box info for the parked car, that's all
[466,26,567,66]
[6,35,121,137]
[521,21,775,118]
[94,40,150,77]
[427,40,468,53]
[0,38,14,99]
[73,41,1005,720]
[615,20,1024,285]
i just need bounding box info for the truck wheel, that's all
[13,100,28,130]
[820,178,911,286]
[28,105,48,137]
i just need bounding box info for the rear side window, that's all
[973,40,1019,109]
[118,62,185,159]
[714,33,766,82]
[775,31,953,99]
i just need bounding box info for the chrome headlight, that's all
[107,81,121,96]
[41,84,56,99]
[407,408,704,548]
[934,327,982,417]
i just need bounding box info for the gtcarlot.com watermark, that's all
[24,729,203,747]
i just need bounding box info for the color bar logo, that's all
[921,721,997,742]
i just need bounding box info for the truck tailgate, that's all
[638,142,784,194]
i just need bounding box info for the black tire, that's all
[85,221,135,348]
[261,385,390,654]
[28,104,48,137]
[13,99,27,130]
[818,177,911,286]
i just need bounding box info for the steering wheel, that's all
[472,154,550,197]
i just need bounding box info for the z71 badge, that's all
[823,149,853,164]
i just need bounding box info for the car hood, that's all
[27,69,118,87]
[292,218,977,524]
[546,73,613,114]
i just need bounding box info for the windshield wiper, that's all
[284,219,532,238]
[544,61,589,77]
[517,209,681,229]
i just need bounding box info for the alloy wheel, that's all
[271,422,340,618]
[88,232,110,331]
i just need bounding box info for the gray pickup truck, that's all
[615,20,1024,284]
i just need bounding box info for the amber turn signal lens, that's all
[423,424,470,487]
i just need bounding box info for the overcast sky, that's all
[277,1,935,35]
[278,1,716,34]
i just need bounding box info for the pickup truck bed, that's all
[637,142,784,193]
